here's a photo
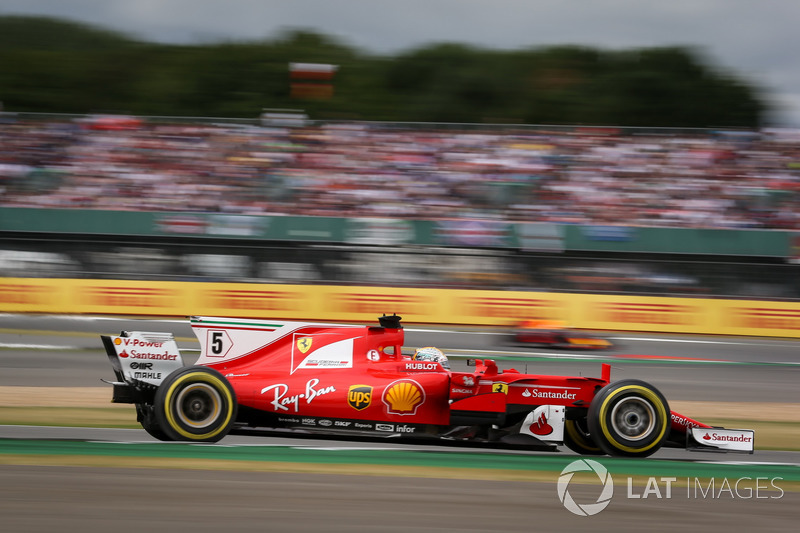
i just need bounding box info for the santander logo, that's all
[703,432,753,443]
[528,411,554,436]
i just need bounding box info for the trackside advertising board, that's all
[0,277,799,338]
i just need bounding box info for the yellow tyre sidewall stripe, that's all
[163,372,234,441]
[565,419,602,452]
[598,384,667,454]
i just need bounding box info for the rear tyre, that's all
[136,404,171,441]
[587,379,670,458]
[563,417,605,455]
[154,366,237,442]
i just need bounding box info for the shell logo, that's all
[382,379,426,415]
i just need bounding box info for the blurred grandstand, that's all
[1,113,799,299]
[2,114,799,227]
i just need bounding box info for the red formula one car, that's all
[101,315,753,457]
[512,320,614,349]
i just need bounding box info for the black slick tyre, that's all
[154,366,237,442]
[587,379,670,458]
[563,417,605,455]
[136,403,171,441]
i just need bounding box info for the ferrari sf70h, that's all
[101,315,753,457]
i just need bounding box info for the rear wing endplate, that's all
[100,331,185,387]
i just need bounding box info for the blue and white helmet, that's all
[412,346,449,369]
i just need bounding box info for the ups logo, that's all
[348,385,373,411]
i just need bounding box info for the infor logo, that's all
[557,459,614,516]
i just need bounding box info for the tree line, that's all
[0,16,767,127]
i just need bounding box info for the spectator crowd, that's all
[1,115,799,229]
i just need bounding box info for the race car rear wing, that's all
[100,330,185,402]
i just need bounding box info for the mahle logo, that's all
[557,459,614,516]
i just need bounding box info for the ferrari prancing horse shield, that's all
[297,337,313,353]
[493,383,509,394]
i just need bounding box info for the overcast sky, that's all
[3,0,800,126]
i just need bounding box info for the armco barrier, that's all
[1,278,799,338]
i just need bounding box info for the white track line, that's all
[0,343,76,350]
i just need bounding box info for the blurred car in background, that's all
[76,114,142,131]
[512,319,613,349]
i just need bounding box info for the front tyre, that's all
[563,417,605,455]
[587,379,670,458]
[154,366,237,442]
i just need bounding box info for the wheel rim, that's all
[175,383,221,429]
[610,397,655,441]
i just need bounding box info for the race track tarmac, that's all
[0,465,797,533]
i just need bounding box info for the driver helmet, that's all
[412,346,450,369]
